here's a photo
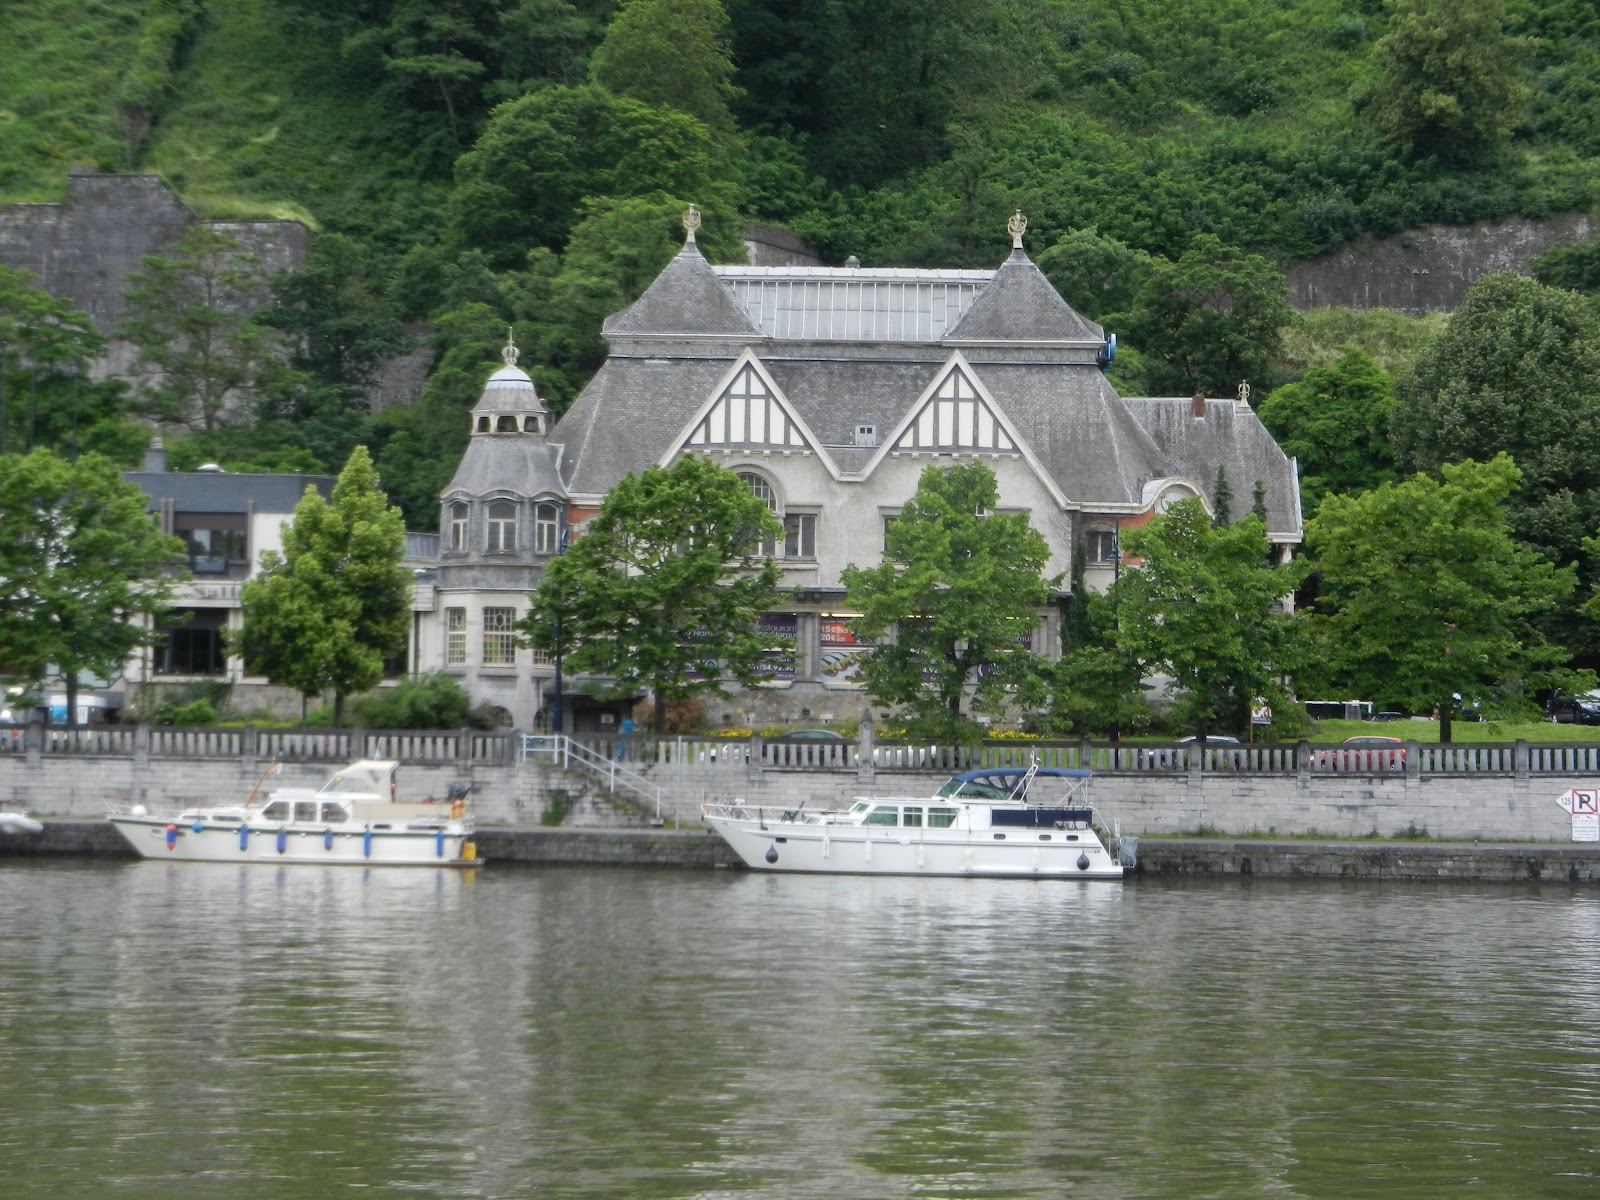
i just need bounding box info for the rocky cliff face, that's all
[0,169,309,384]
[1287,212,1596,313]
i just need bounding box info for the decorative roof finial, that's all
[1236,380,1251,409]
[1008,209,1028,250]
[501,327,519,368]
[683,203,701,244]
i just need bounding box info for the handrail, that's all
[520,734,665,822]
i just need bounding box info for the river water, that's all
[2,861,1598,1199]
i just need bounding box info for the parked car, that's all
[1546,689,1600,725]
[775,729,846,742]
[1370,711,1407,722]
[1176,735,1240,744]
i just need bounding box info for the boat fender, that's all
[323,828,335,851]
[276,829,288,854]
[764,846,779,864]
[239,825,250,851]
[191,821,204,833]
[435,829,445,858]
[362,828,373,859]
[165,824,177,851]
[1076,853,1091,871]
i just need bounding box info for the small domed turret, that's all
[471,329,549,436]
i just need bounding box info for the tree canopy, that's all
[841,462,1059,740]
[447,84,738,266]
[1258,347,1398,513]
[1123,234,1294,397]
[1304,454,1574,741]
[1358,0,1532,165]
[519,454,783,733]
[1113,500,1307,738]
[118,226,274,435]
[1390,272,1600,566]
[590,0,740,140]
[233,445,411,725]
[0,448,187,720]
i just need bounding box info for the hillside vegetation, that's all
[0,0,1596,525]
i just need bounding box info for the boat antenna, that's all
[245,760,280,807]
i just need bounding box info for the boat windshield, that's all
[935,778,1014,800]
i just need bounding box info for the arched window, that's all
[535,503,561,554]
[738,471,778,556]
[476,416,490,433]
[495,415,518,432]
[448,502,469,552]
[486,501,517,552]
[1086,528,1119,564]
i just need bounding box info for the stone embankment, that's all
[6,821,1598,883]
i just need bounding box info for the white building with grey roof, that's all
[420,211,1302,731]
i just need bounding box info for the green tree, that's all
[1390,272,1600,565]
[1358,0,1532,164]
[519,454,783,734]
[0,265,117,457]
[0,449,187,723]
[255,233,410,469]
[1034,227,1154,324]
[1124,234,1294,397]
[1305,455,1574,742]
[1258,347,1398,513]
[1041,555,1146,737]
[841,462,1059,740]
[590,0,740,140]
[447,84,737,266]
[1532,236,1600,294]
[233,445,411,726]
[1113,500,1307,739]
[119,227,275,435]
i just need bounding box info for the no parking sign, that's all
[1557,788,1600,841]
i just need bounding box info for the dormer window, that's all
[486,501,517,552]
[476,415,490,433]
[535,503,561,554]
[496,415,518,432]
[449,503,469,552]
[524,415,543,434]
[855,424,878,447]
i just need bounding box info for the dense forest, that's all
[6,0,1600,539]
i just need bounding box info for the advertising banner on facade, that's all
[819,617,870,685]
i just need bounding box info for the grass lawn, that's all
[1269,718,1599,745]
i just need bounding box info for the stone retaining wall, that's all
[1,752,1591,842]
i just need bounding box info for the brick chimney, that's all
[1191,392,1206,418]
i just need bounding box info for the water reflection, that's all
[2,863,1599,1198]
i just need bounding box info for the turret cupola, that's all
[472,329,549,437]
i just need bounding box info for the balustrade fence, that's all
[4,726,1599,778]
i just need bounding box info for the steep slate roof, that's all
[1124,398,1303,537]
[945,248,1105,345]
[603,242,761,338]
[552,230,1302,544]
[448,436,566,498]
[558,357,738,496]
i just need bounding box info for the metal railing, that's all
[520,735,665,821]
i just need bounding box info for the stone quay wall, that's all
[1,744,1594,843]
